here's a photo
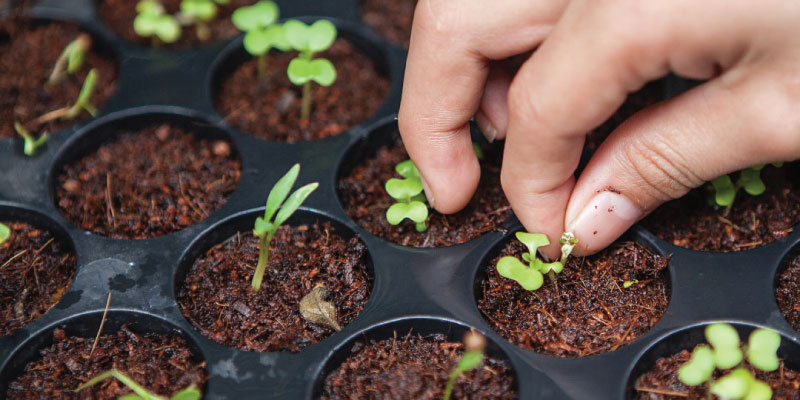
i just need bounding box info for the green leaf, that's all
[515,232,549,259]
[678,345,715,386]
[521,253,532,263]
[155,15,181,43]
[538,261,563,275]
[283,19,337,54]
[559,232,578,262]
[739,168,766,196]
[66,43,86,74]
[0,223,9,244]
[137,0,164,15]
[706,323,743,369]
[386,201,428,225]
[385,177,423,200]
[710,368,753,400]
[77,69,97,111]
[243,28,272,55]
[265,164,299,223]
[253,216,270,237]
[744,379,772,400]
[472,143,484,160]
[119,395,145,400]
[232,0,278,31]
[287,57,337,86]
[181,0,218,21]
[711,175,736,207]
[746,328,780,371]
[395,160,420,178]
[496,256,543,291]
[772,162,784,168]
[134,13,159,36]
[171,385,202,400]
[274,182,318,227]
[452,350,483,375]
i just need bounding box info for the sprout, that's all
[179,0,228,41]
[36,68,99,124]
[443,331,486,400]
[14,122,48,156]
[284,19,338,121]
[48,34,91,85]
[496,232,577,291]
[231,0,288,78]
[709,163,783,215]
[0,223,9,244]
[75,368,201,400]
[134,0,181,46]
[385,160,428,232]
[251,163,318,291]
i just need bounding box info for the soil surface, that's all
[55,123,241,239]
[642,163,800,252]
[7,325,208,399]
[0,222,75,339]
[477,240,669,357]
[338,138,512,247]
[98,0,253,48]
[178,222,371,352]
[0,14,117,138]
[634,349,800,399]
[319,331,517,399]
[359,0,417,48]
[776,254,800,335]
[216,39,389,142]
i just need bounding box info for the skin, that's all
[398,0,800,258]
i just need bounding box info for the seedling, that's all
[678,323,780,400]
[14,122,48,156]
[48,33,91,85]
[75,368,202,400]
[709,163,783,215]
[231,0,288,78]
[284,19,338,121]
[385,160,428,232]
[0,223,9,245]
[37,68,98,124]
[179,0,229,41]
[443,331,486,400]
[135,0,181,46]
[251,164,318,291]
[496,232,578,291]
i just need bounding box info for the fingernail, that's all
[566,191,642,253]
[420,175,435,208]
[474,111,497,143]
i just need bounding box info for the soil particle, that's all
[776,254,800,334]
[359,0,417,48]
[216,39,389,142]
[54,123,241,239]
[177,222,371,352]
[477,240,669,357]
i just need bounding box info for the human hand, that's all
[398,0,800,258]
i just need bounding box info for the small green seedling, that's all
[496,232,577,290]
[37,68,98,124]
[385,160,428,232]
[14,122,48,156]
[75,368,201,400]
[284,19,338,121]
[0,223,9,245]
[710,163,783,215]
[179,0,229,41]
[678,323,780,400]
[48,33,91,85]
[251,163,318,291]
[443,331,486,400]
[135,0,181,46]
[231,0,288,78]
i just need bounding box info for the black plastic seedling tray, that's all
[2,1,800,399]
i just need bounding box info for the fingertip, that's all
[566,190,643,257]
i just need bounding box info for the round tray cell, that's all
[312,317,519,399]
[475,230,671,357]
[336,120,513,248]
[775,250,800,335]
[213,20,391,143]
[0,205,76,339]
[359,0,416,48]
[175,208,374,353]
[628,322,800,399]
[51,112,241,239]
[0,310,208,399]
[0,11,119,138]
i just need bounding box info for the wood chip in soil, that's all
[0,221,75,339]
[0,11,117,138]
[337,137,512,247]
[7,325,208,399]
[477,240,669,357]
[177,222,371,353]
[641,162,800,252]
[319,331,517,400]
[359,0,417,48]
[634,349,800,399]
[776,254,800,335]
[216,39,389,142]
[54,123,241,239]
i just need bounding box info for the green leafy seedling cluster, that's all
[385,160,428,232]
[251,163,318,291]
[284,19,338,121]
[48,33,91,85]
[14,122,49,156]
[231,0,288,77]
[710,163,783,214]
[0,223,9,245]
[135,0,181,45]
[179,0,229,41]
[75,368,201,400]
[678,323,780,400]
[496,232,578,291]
[443,331,486,400]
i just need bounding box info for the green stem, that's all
[300,81,312,122]
[257,53,269,79]
[251,231,274,291]
[442,371,459,400]
[548,270,556,283]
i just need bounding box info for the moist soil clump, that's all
[55,123,241,239]
[338,139,512,247]
[642,163,800,252]
[98,0,252,48]
[216,39,389,142]
[0,15,117,138]
[178,222,371,352]
[319,331,517,399]
[7,325,207,399]
[634,350,800,399]
[0,222,75,338]
[359,0,417,48]
[776,254,800,334]
[477,240,669,357]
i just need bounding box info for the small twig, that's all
[89,291,112,357]
[1,249,28,270]
[634,386,688,397]
[105,173,116,229]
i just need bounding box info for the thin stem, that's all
[196,21,210,41]
[442,371,459,400]
[300,81,312,121]
[151,36,161,48]
[257,53,269,79]
[548,270,556,283]
[251,230,274,291]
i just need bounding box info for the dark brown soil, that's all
[477,240,669,357]
[319,331,517,399]
[177,222,371,353]
[7,325,208,399]
[54,123,241,239]
[0,222,75,339]
[642,163,800,252]
[634,349,800,399]
[216,39,389,142]
[338,138,512,247]
[776,254,800,334]
[359,0,417,48]
[98,0,253,48]
[0,15,117,138]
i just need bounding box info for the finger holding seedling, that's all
[284,19,338,121]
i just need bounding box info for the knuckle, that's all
[616,138,704,204]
